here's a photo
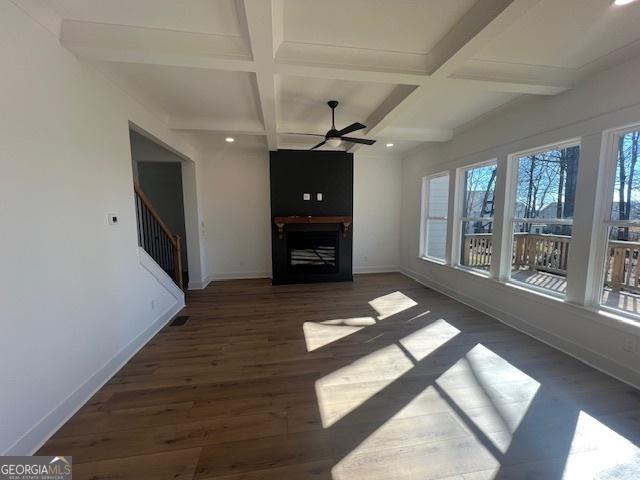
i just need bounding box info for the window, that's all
[459,162,497,272]
[600,129,640,317]
[509,143,580,296]
[421,172,449,261]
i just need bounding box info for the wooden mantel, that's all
[274,216,352,238]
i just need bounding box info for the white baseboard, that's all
[353,265,399,274]
[208,268,399,280]
[188,275,210,290]
[400,267,640,390]
[4,300,183,456]
[209,271,271,281]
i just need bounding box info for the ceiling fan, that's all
[285,100,376,150]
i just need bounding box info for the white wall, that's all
[0,1,203,454]
[353,153,402,273]
[197,148,402,281]
[400,56,640,388]
[200,145,273,280]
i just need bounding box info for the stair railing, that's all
[134,184,183,290]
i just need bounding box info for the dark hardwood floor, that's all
[39,273,640,479]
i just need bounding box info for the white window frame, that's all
[505,139,581,298]
[419,171,449,264]
[591,123,640,319]
[456,159,498,274]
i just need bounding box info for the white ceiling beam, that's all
[276,41,429,77]
[55,0,572,150]
[349,86,424,153]
[363,85,419,136]
[168,118,267,136]
[60,18,566,97]
[350,0,544,152]
[61,20,255,71]
[446,76,569,95]
[275,62,426,86]
[428,0,541,78]
[271,0,285,55]
[277,62,569,95]
[240,0,279,150]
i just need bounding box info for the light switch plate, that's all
[303,193,311,200]
[316,193,323,201]
[107,213,118,225]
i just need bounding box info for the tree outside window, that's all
[510,144,580,297]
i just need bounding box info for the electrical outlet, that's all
[151,299,155,310]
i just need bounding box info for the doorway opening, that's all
[130,129,189,289]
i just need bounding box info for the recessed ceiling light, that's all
[225,137,235,143]
[614,0,638,5]
[386,143,394,148]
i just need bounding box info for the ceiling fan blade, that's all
[341,136,376,145]
[310,140,326,150]
[280,132,326,137]
[336,122,366,136]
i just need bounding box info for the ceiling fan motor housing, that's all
[326,129,340,139]
[306,100,374,150]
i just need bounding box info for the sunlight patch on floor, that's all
[368,291,417,320]
[303,317,376,351]
[435,344,540,453]
[331,384,501,480]
[399,319,460,361]
[315,344,414,428]
[331,344,543,479]
[560,411,640,479]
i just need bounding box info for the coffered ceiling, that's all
[23,0,640,155]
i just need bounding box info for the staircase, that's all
[134,184,183,290]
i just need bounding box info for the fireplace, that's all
[271,219,352,285]
[270,149,353,285]
[287,231,338,274]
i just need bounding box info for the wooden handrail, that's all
[134,184,178,249]
[464,231,640,294]
[134,184,183,290]
[608,239,640,248]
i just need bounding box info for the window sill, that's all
[411,256,640,338]
[418,255,446,266]
[587,305,640,336]
[452,265,491,279]
[504,279,566,302]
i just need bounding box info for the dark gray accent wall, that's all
[269,149,353,284]
[269,149,353,217]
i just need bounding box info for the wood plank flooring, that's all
[38,273,640,479]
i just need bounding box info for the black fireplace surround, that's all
[270,149,353,285]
